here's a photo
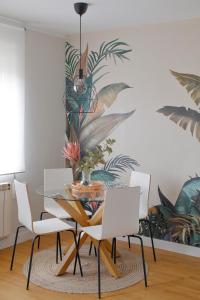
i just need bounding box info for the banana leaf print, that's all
[157,70,200,142]
[83,82,131,126]
[79,111,135,152]
[170,70,200,107]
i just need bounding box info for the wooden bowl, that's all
[71,181,105,200]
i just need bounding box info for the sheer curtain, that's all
[0,24,25,175]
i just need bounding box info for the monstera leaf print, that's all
[157,70,200,142]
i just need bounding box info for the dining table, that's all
[37,182,122,278]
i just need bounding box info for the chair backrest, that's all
[101,187,140,239]
[14,180,33,231]
[44,168,73,214]
[130,171,151,219]
[44,168,73,190]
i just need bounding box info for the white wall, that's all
[0,30,66,248]
[1,18,200,255]
[67,18,200,207]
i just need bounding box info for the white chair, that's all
[42,168,73,219]
[10,180,82,290]
[38,168,91,249]
[76,187,147,299]
[129,171,156,261]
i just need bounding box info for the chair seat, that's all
[44,206,92,219]
[33,218,73,235]
[81,225,103,240]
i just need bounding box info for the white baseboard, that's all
[118,236,200,258]
[1,229,200,258]
[0,229,34,250]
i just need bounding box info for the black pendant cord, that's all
[79,14,82,72]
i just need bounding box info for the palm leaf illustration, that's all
[157,106,200,141]
[65,42,79,80]
[88,39,132,81]
[104,155,139,178]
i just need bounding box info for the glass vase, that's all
[81,170,91,186]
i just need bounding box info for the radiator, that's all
[0,183,11,239]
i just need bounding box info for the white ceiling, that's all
[0,0,200,36]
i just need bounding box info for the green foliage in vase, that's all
[78,139,115,174]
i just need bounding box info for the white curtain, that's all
[0,24,25,175]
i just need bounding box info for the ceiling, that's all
[0,0,200,36]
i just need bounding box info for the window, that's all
[0,24,25,175]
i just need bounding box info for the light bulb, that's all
[73,68,86,95]
[74,76,86,94]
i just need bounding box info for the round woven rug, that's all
[23,245,147,293]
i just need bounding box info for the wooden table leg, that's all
[55,198,121,278]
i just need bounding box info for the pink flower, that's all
[63,142,80,163]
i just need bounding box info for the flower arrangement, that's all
[78,138,115,173]
[63,142,80,164]
[63,139,115,184]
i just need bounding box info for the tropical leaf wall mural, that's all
[64,38,138,185]
[157,70,200,142]
[148,70,200,247]
[141,176,200,247]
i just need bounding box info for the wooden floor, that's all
[0,232,200,300]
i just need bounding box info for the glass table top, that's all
[36,182,131,202]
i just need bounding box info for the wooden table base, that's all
[56,198,120,278]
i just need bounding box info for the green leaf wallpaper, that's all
[64,39,138,183]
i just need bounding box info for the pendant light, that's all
[65,2,98,113]
[73,2,88,94]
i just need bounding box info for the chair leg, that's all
[26,235,40,290]
[145,219,156,262]
[111,238,114,259]
[88,241,97,257]
[94,245,97,257]
[58,232,62,261]
[73,231,81,275]
[75,222,78,236]
[37,211,48,249]
[70,230,83,277]
[113,238,117,264]
[128,235,131,248]
[10,225,25,271]
[97,241,101,299]
[89,241,93,256]
[132,235,148,288]
[56,233,59,264]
